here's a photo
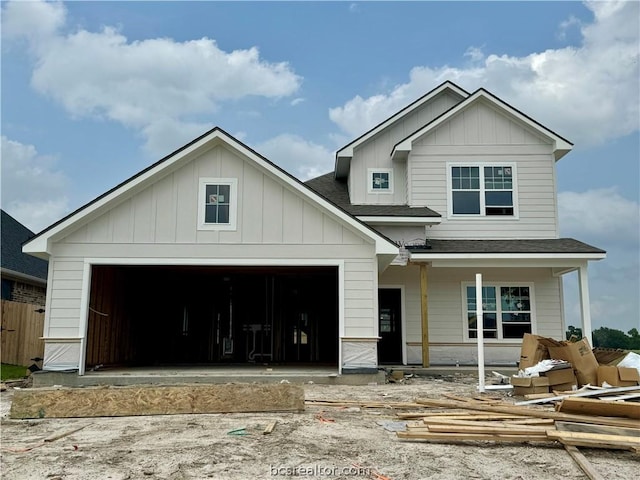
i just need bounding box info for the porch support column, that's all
[578,263,593,347]
[420,264,430,367]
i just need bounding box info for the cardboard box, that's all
[518,334,550,369]
[541,367,577,387]
[597,366,640,387]
[511,376,550,395]
[552,382,578,393]
[543,338,598,387]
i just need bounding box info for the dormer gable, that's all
[391,88,573,162]
[334,81,469,179]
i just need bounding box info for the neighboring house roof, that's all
[407,239,606,261]
[392,88,573,162]
[305,172,440,221]
[22,128,399,259]
[1,210,48,283]
[334,81,469,178]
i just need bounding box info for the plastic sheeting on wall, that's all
[43,341,81,371]
[342,340,377,369]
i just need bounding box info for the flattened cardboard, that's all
[597,366,640,387]
[518,334,550,369]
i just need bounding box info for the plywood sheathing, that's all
[10,383,305,419]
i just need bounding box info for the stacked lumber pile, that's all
[399,395,639,451]
[398,393,639,479]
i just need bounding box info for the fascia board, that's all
[0,267,47,285]
[411,252,606,267]
[357,216,441,225]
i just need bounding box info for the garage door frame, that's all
[79,257,345,375]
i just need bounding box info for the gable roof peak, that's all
[334,81,469,178]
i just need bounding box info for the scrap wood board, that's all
[10,383,305,419]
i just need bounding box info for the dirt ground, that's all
[0,373,637,480]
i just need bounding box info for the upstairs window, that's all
[368,168,393,194]
[450,165,515,216]
[198,178,237,230]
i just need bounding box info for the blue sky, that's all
[2,1,639,333]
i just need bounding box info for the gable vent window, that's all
[450,165,515,216]
[368,168,393,194]
[198,178,238,230]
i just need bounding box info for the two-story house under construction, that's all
[24,81,605,377]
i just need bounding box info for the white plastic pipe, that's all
[476,273,485,393]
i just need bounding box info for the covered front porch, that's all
[405,238,606,367]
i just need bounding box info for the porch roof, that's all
[409,238,606,255]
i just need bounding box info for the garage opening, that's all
[85,265,338,369]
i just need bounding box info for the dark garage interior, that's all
[85,265,338,368]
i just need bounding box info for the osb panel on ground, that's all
[10,383,305,419]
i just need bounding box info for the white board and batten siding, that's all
[410,101,560,239]
[44,143,381,371]
[348,91,463,205]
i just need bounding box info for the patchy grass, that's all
[1,363,27,381]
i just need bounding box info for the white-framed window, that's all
[368,168,394,194]
[448,164,516,217]
[198,178,238,230]
[463,283,534,341]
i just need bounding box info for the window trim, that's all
[460,281,536,343]
[198,177,238,231]
[367,168,394,194]
[446,162,519,219]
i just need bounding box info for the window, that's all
[465,284,532,340]
[368,169,393,194]
[198,178,238,230]
[450,165,515,216]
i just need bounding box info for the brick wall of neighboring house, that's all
[9,280,46,306]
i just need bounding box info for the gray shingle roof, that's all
[305,172,440,218]
[408,239,606,255]
[1,210,48,280]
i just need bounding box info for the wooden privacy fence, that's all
[1,300,45,366]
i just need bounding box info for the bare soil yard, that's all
[1,373,637,480]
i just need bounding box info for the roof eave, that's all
[0,267,47,285]
[410,252,606,261]
[357,215,441,226]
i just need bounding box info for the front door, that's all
[378,288,402,364]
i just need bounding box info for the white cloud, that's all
[1,136,70,232]
[1,0,65,43]
[291,98,306,107]
[329,1,639,146]
[2,0,302,156]
[559,188,640,334]
[255,134,334,181]
[558,188,640,249]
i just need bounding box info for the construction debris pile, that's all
[514,334,640,395]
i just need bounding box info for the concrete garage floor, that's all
[31,365,384,387]
[31,365,517,387]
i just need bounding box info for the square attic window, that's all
[368,169,393,194]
